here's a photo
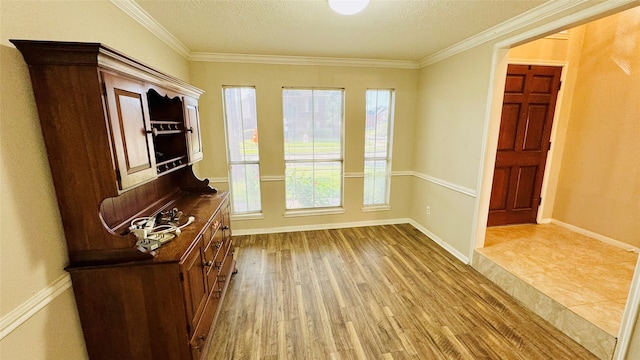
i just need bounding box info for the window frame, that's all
[363,88,395,209]
[282,87,345,213]
[221,86,263,216]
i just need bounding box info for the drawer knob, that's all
[202,260,213,268]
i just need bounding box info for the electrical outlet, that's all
[426,206,431,215]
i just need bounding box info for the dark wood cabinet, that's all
[67,194,233,360]
[12,39,234,360]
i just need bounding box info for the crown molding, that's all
[109,0,419,70]
[545,30,570,40]
[110,0,190,58]
[189,52,420,69]
[418,0,591,68]
[112,0,635,71]
[495,0,639,49]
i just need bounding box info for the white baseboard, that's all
[0,273,72,340]
[233,218,470,264]
[231,218,412,236]
[408,220,470,265]
[551,219,639,253]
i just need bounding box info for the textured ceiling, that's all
[134,0,550,61]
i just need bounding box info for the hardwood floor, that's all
[207,224,597,359]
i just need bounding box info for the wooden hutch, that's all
[11,40,234,360]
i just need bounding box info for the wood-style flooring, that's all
[207,224,597,359]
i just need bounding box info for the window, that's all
[283,89,344,210]
[222,87,262,214]
[363,89,394,207]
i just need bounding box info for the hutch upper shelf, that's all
[10,39,212,265]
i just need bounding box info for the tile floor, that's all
[477,223,638,336]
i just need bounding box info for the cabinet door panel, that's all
[184,96,204,163]
[181,238,208,337]
[190,282,220,360]
[118,92,153,171]
[103,72,157,189]
[103,72,157,190]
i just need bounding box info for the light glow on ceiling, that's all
[328,0,370,16]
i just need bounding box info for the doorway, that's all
[474,4,640,359]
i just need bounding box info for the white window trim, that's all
[230,213,265,221]
[361,205,391,212]
[283,207,346,218]
[222,86,262,215]
[283,87,345,211]
[363,89,395,207]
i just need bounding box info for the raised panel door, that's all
[488,64,562,226]
[181,237,208,337]
[103,72,157,190]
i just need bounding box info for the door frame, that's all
[470,1,639,359]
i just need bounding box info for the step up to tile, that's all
[472,251,616,360]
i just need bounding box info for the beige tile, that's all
[552,307,617,360]
[517,270,610,307]
[570,299,629,336]
[482,223,638,337]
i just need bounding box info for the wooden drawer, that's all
[216,237,234,286]
[211,224,225,265]
[190,282,220,360]
[202,212,222,287]
[202,212,221,248]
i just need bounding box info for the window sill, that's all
[362,205,391,212]
[283,208,345,218]
[231,213,264,221]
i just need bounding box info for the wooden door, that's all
[102,72,157,190]
[488,64,562,226]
